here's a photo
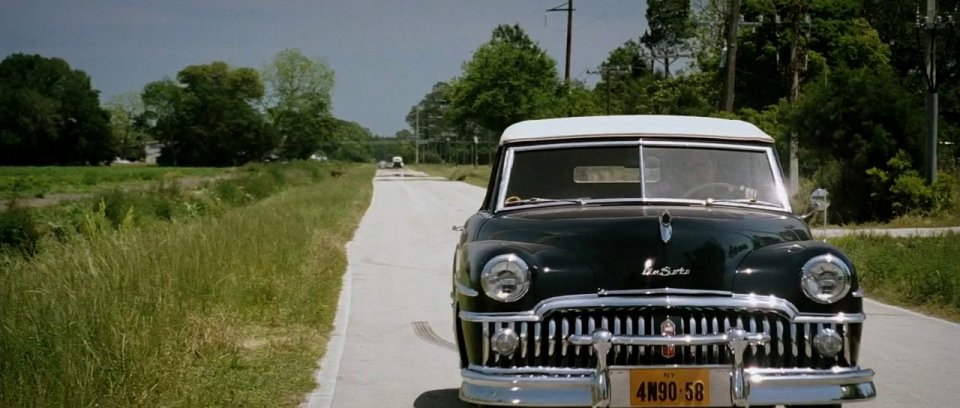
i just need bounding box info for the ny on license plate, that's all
[629,368,710,407]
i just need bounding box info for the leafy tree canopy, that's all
[104,92,148,161]
[642,0,694,75]
[141,61,277,166]
[0,53,113,165]
[449,24,560,134]
[262,49,337,160]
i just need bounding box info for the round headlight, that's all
[800,254,852,304]
[480,254,530,302]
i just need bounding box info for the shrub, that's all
[0,207,40,255]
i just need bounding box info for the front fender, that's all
[455,240,595,314]
[733,240,863,314]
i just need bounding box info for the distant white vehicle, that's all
[392,156,404,168]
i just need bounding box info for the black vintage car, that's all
[451,115,875,407]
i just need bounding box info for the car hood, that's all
[476,205,811,295]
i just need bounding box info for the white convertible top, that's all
[499,115,774,145]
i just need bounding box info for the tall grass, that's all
[833,233,960,321]
[0,164,374,406]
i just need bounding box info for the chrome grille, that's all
[480,306,857,369]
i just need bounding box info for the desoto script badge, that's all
[641,266,691,276]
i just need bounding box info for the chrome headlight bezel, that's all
[480,254,531,303]
[800,254,852,304]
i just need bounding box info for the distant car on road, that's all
[452,115,875,408]
[392,156,404,168]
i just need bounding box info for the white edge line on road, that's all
[864,297,960,327]
[302,240,355,408]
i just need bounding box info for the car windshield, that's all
[502,143,784,208]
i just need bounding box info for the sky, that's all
[0,0,650,137]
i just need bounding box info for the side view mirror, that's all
[809,188,830,212]
[801,188,830,226]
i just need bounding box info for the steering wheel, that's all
[504,196,523,205]
[682,182,740,199]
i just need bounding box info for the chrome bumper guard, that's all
[460,329,876,407]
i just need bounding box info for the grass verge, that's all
[0,164,374,406]
[408,164,491,188]
[832,233,960,322]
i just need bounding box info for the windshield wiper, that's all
[703,198,783,208]
[505,197,589,207]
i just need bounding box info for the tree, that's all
[788,65,924,222]
[262,49,336,160]
[641,0,695,76]
[0,53,113,165]
[326,119,373,162]
[141,62,278,166]
[594,40,657,114]
[104,92,148,161]
[449,24,561,134]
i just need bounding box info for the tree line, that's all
[405,0,960,223]
[0,49,375,168]
[2,0,959,222]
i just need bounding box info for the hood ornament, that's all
[659,210,672,243]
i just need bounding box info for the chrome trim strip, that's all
[454,281,478,297]
[520,322,528,359]
[482,322,489,364]
[852,288,865,298]
[762,317,771,355]
[792,312,867,324]
[640,140,771,151]
[568,331,770,347]
[534,322,541,358]
[746,368,876,386]
[843,323,851,364]
[466,364,873,378]
[459,294,866,324]
[598,288,734,297]
[494,148,516,212]
[467,364,594,376]
[548,320,556,357]
[510,140,642,152]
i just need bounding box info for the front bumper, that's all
[460,329,876,407]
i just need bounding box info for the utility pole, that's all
[722,0,741,112]
[547,1,575,82]
[415,107,420,165]
[785,6,810,195]
[587,65,630,114]
[917,0,952,184]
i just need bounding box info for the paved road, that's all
[306,170,960,407]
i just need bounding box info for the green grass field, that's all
[833,233,960,322]
[0,165,230,199]
[0,163,374,406]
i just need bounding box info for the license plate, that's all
[629,368,710,407]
